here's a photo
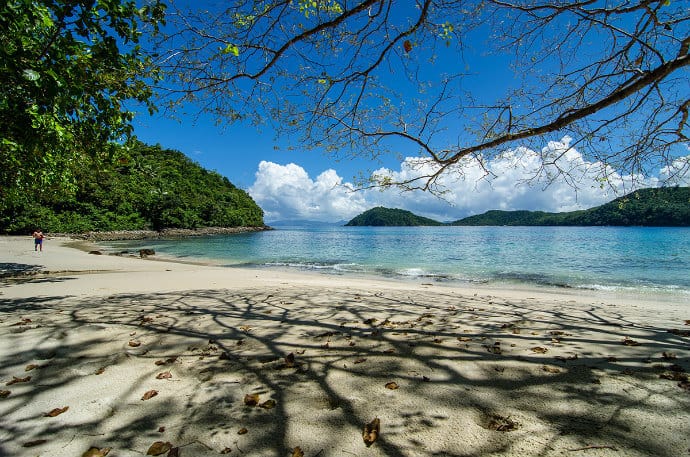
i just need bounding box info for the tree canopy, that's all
[0,141,265,234]
[157,0,689,191]
[0,0,165,209]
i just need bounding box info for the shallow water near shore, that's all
[98,225,690,297]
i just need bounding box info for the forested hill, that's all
[1,142,265,234]
[344,188,689,227]
[451,187,690,227]
[345,207,444,226]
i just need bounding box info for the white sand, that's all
[1,235,688,457]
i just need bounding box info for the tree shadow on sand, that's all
[0,286,688,456]
[0,263,43,278]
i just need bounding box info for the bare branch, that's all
[153,0,690,191]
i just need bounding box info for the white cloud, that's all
[248,161,367,222]
[248,140,690,223]
[659,156,690,186]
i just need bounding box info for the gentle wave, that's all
[222,259,689,296]
[97,226,690,298]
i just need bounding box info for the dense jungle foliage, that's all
[1,0,165,205]
[0,142,264,234]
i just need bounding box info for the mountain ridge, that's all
[344,187,690,227]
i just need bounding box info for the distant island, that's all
[345,187,690,227]
[345,207,445,226]
[1,141,266,235]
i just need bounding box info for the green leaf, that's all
[222,44,240,56]
[22,69,40,81]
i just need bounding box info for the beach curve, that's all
[1,236,688,456]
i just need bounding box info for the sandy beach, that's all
[1,235,688,457]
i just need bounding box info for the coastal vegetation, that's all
[0,142,264,234]
[1,0,165,208]
[346,187,690,227]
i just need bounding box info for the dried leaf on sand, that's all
[44,406,69,417]
[363,417,380,447]
[141,390,158,401]
[244,393,260,406]
[6,376,31,386]
[622,337,641,346]
[156,372,172,380]
[146,441,172,455]
[292,447,305,457]
[259,399,276,409]
[385,382,399,390]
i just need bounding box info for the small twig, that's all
[61,434,77,449]
[312,450,324,457]
[568,444,618,451]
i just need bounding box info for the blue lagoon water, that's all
[99,226,690,296]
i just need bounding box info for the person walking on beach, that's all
[32,229,44,252]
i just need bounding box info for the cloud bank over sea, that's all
[248,137,690,223]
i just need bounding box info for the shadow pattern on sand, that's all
[0,286,688,456]
[0,263,43,278]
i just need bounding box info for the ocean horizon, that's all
[97,225,690,298]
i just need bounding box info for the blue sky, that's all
[131,108,689,224]
[130,2,690,223]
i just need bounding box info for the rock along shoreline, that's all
[51,226,273,242]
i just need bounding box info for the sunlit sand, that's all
[1,236,688,456]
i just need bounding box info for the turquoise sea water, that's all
[99,226,690,296]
